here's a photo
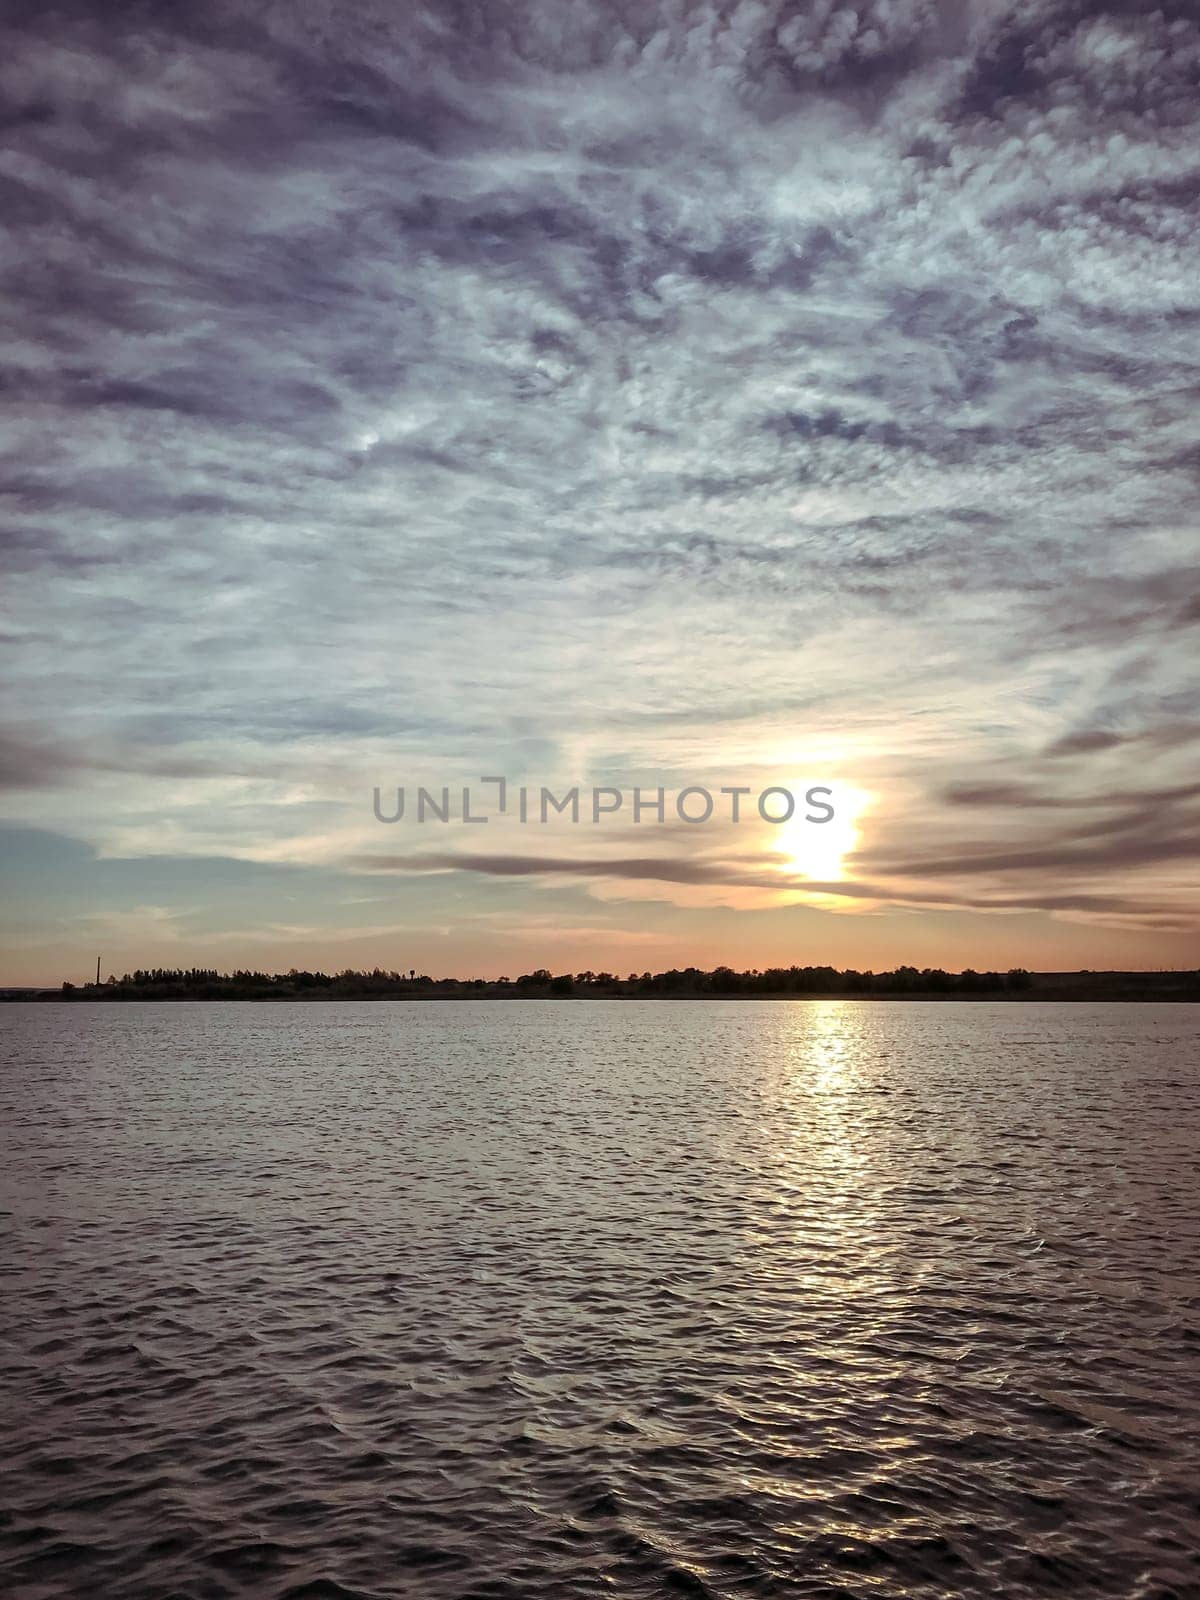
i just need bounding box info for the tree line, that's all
[62,963,1038,1000]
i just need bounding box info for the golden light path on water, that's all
[759,1003,935,1550]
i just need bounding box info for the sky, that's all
[1,0,1198,985]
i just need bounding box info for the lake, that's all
[1,1001,1198,1598]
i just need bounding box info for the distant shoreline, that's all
[6,996,1200,1004]
[4,993,1199,1004]
[4,969,1198,1005]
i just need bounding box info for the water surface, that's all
[2,1000,1198,1597]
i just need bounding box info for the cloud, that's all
[1,0,1198,962]
[0,732,83,790]
[1044,730,1127,758]
[349,837,1199,934]
[353,849,786,888]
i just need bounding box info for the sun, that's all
[772,787,870,883]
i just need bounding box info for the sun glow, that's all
[774,786,871,883]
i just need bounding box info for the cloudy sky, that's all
[2,0,1198,984]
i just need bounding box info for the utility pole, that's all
[96,954,101,986]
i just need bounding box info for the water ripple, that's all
[1,1000,1198,1597]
